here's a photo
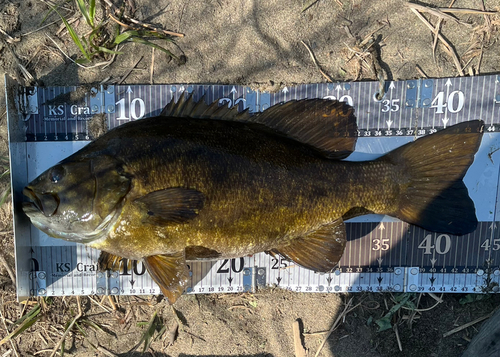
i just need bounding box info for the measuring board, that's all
[6,75,500,301]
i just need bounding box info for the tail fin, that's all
[382,120,484,235]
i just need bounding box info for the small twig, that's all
[49,296,82,357]
[292,320,306,357]
[150,48,155,85]
[107,295,118,311]
[301,40,334,82]
[462,55,477,74]
[477,43,484,75]
[303,331,328,336]
[410,8,464,76]
[415,64,429,78]
[443,312,493,338]
[185,331,205,342]
[0,252,16,286]
[0,28,20,43]
[440,8,497,15]
[117,56,144,84]
[301,0,319,13]
[165,322,178,347]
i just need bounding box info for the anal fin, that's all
[271,218,346,272]
[143,252,189,304]
[98,251,131,272]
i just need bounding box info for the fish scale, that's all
[6,75,500,300]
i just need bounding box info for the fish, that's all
[22,94,484,303]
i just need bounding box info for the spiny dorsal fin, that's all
[160,94,358,159]
[160,92,251,121]
[271,218,347,272]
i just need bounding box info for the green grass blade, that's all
[51,5,91,61]
[40,0,71,25]
[131,312,161,353]
[75,58,91,64]
[89,0,96,27]
[375,294,411,332]
[130,37,177,59]
[114,30,141,45]
[97,47,123,55]
[0,304,41,346]
[0,169,10,180]
[74,321,87,337]
[76,0,93,28]
[81,318,105,333]
[0,188,11,207]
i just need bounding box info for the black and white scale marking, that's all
[9,75,500,299]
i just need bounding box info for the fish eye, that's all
[50,166,65,183]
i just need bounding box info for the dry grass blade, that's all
[96,345,118,357]
[314,297,357,357]
[150,47,155,85]
[443,312,493,338]
[0,251,16,286]
[432,18,443,63]
[410,8,464,76]
[103,0,184,37]
[394,323,403,351]
[0,307,19,357]
[117,56,144,84]
[300,40,334,82]
[439,8,497,15]
[49,296,82,357]
[406,2,462,24]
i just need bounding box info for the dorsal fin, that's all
[160,92,251,121]
[160,94,358,159]
[248,99,358,159]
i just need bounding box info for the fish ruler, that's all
[6,75,500,301]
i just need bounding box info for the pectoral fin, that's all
[271,219,346,272]
[135,187,204,224]
[143,252,189,304]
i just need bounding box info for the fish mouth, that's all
[23,187,59,217]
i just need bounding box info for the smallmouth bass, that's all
[22,95,484,303]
